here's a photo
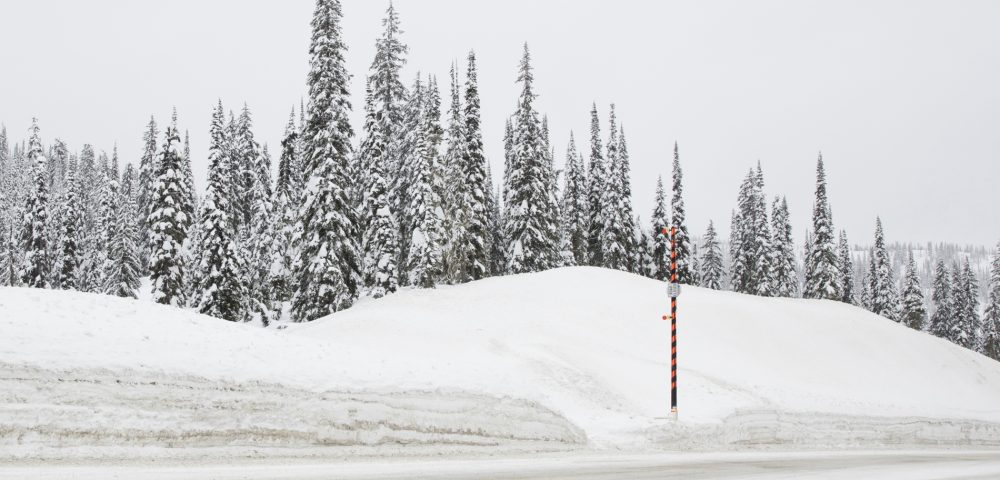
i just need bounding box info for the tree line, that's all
[0,0,996,362]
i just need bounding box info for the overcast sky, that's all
[2,0,998,246]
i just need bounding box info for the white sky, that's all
[1,0,998,246]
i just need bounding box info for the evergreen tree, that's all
[293,0,362,321]
[730,167,770,295]
[898,251,926,330]
[670,142,692,283]
[104,175,141,298]
[700,220,725,290]
[20,118,50,288]
[769,196,797,297]
[452,51,492,281]
[951,259,980,349]
[137,116,158,270]
[362,154,399,298]
[634,216,652,277]
[53,167,82,289]
[928,260,952,338]
[617,126,637,271]
[193,105,246,321]
[868,217,898,320]
[505,44,557,273]
[981,243,1000,360]
[559,132,588,266]
[486,175,505,276]
[369,1,409,193]
[586,103,605,266]
[272,109,301,304]
[246,144,276,325]
[803,153,840,300]
[600,105,629,271]
[405,78,446,287]
[837,230,855,304]
[147,125,188,306]
[649,176,670,281]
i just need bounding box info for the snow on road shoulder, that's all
[2,267,1000,461]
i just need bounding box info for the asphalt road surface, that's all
[5,450,1000,480]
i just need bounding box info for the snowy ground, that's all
[2,267,1000,464]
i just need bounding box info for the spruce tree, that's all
[670,142,692,283]
[359,82,399,298]
[600,105,629,271]
[293,0,362,321]
[898,251,926,330]
[769,196,797,297]
[634,216,652,277]
[952,259,980,349]
[929,260,952,339]
[981,243,1000,360]
[617,126,637,272]
[803,153,840,300]
[454,51,492,281]
[486,179,505,276]
[505,45,556,274]
[137,116,158,270]
[586,103,605,266]
[20,118,50,288]
[104,176,141,299]
[193,105,246,321]
[405,78,446,287]
[559,132,588,266]
[53,167,82,289]
[272,109,301,304]
[837,230,855,304]
[147,125,188,306]
[246,143,276,325]
[650,176,670,281]
[369,1,409,192]
[868,217,898,320]
[730,167,770,295]
[700,220,725,290]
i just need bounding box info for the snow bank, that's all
[2,267,1000,460]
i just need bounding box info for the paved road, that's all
[5,451,1000,480]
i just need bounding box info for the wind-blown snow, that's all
[2,267,1000,461]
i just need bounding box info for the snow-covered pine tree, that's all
[730,168,770,295]
[441,62,468,281]
[405,77,446,287]
[147,125,189,306]
[559,132,588,266]
[96,169,120,292]
[104,174,141,299]
[928,259,952,339]
[700,220,725,290]
[180,129,196,229]
[359,82,399,298]
[690,243,702,287]
[617,127,637,272]
[246,143,276,325]
[452,51,492,281]
[670,142,692,283]
[634,215,652,277]
[837,230,855,304]
[369,1,408,198]
[487,173,505,276]
[271,109,301,304]
[52,165,82,289]
[586,103,605,266]
[137,116,158,270]
[649,176,670,281]
[769,196,796,297]
[898,251,926,330]
[981,243,1000,360]
[951,259,980,350]
[394,75,426,281]
[600,105,629,271]
[19,118,50,288]
[292,0,362,321]
[868,217,898,320]
[803,153,840,300]
[504,45,557,274]
[193,104,246,322]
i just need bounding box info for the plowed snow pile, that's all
[2,267,1000,460]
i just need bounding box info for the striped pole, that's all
[660,226,679,418]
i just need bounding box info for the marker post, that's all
[661,226,679,420]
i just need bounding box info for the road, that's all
[4,451,1000,480]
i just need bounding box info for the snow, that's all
[2,267,1000,462]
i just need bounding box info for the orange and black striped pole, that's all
[661,226,679,418]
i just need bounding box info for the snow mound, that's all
[2,267,1000,460]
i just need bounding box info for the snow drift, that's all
[2,267,1000,460]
